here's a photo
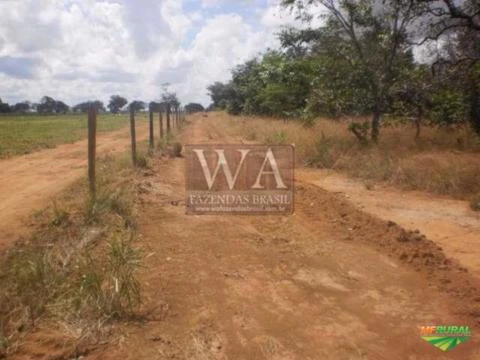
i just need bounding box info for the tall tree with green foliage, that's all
[414,0,480,134]
[282,0,421,142]
[0,98,11,113]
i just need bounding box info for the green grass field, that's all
[0,113,144,158]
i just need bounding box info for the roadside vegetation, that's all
[207,0,480,208]
[221,113,480,203]
[208,1,479,142]
[0,148,147,357]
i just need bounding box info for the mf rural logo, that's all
[184,144,294,215]
[420,325,471,351]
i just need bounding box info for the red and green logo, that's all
[420,325,471,351]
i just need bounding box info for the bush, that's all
[227,100,242,115]
[429,89,465,127]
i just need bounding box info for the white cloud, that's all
[0,0,321,106]
[179,13,268,101]
[200,0,255,9]
[261,0,301,28]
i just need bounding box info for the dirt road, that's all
[82,115,479,360]
[298,169,480,277]
[0,123,148,250]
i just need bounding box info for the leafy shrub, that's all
[429,89,465,127]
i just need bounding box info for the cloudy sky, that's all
[0,0,306,107]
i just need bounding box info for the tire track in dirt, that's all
[0,123,149,250]
[88,114,480,360]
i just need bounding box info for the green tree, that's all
[282,0,421,142]
[108,95,128,114]
[73,101,105,113]
[207,82,231,109]
[12,102,30,113]
[185,103,205,113]
[391,65,433,138]
[129,101,146,112]
[54,100,69,114]
[415,0,480,134]
[0,98,11,113]
[255,53,313,118]
[148,101,162,112]
[37,96,57,114]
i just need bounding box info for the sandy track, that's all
[298,169,480,277]
[0,123,148,250]
[81,115,480,360]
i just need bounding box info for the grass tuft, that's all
[0,153,143,355]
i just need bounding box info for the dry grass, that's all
[0,151,144,357]
[470,194,480,211]
[220,112,480,200]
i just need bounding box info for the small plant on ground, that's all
[74,234,142,318]
[105,234,142,316]
[50,201,70,228]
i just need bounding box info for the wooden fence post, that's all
[149,110,154,153]
[159,111,164,140]
[166,104,171,135]
[175,107,178,128]
[88,104,97,199]
[130,106,137,167]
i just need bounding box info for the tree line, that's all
[0,92,205,116]
[207,0,480,142]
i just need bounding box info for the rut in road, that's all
[84,115,480,360]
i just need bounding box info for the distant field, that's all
[0,113,146,158]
